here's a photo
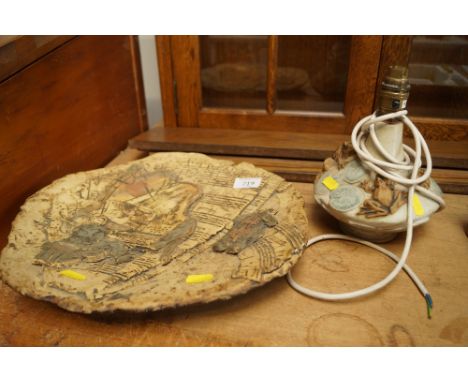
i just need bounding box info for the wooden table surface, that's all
[1,154,468,346]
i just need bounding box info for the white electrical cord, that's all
[287,110,445,317]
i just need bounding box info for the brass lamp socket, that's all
[377,66,410,115]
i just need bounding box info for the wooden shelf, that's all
[129,126,468,170]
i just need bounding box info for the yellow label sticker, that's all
[413,194,425,216]
[185,274,214,284]
[322,176,339,191]
[59,269,87,281]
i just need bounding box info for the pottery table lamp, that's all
[314,66,444,243]
[288,66,445,317]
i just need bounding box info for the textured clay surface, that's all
[0,153,307,313]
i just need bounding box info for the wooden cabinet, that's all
[0,36,147,248]
[129,35,468,192]
[155,35,467,141]
[158,35,382,134]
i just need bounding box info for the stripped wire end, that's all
[425,294,433,319]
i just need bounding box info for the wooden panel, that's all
[411,36,468,65]
[198,108,345,133]
[0,36,20,48]
[343,36,383,132]
[419,139,468,169]
[410,117,468,141]
[129,36,148,134]
[429,167,468,194]
[129,126,468,170]
[156,36,177,127]
[266,36,278,114]
[0,36,147,249]
[1,177,467,346]
[130,126,345,159]
[171,36,202,127]
[0,36,75,82]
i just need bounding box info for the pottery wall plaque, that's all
[0,153,308,313]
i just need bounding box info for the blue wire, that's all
[424,294,433,319]
[425,293,433,309]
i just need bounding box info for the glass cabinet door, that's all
[200,35,268,109]
[159,35,468,142]
[408,35,468,120]
[276,36,351,113]
[200,36,353,114]
[167,35,382,133]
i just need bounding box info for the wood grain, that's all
[409,117,468,142]
[429,167,468,194]
[266,36,278,114]
[156,36,177,127]
[343,36,382,133]
[0,35,20,48]
[411,36,468,65]
[1,177,467,346]
[171,36,202,127]
[0,36,147,250]
[198,107,345,133]
[129,126,468,170]
[129,36,149,134]
[129,126,344,158]
[0,36,75,82]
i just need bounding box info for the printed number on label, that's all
[233,177,262,189]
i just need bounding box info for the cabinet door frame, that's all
[157,35,383,134]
